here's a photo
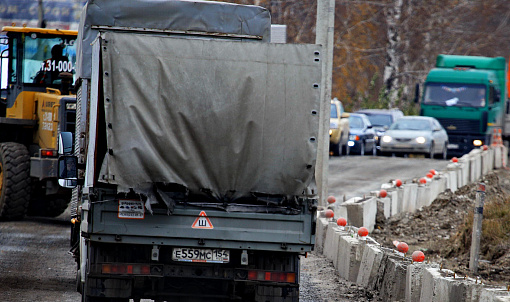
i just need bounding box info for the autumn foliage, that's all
[225,0,510,113]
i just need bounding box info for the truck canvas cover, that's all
[98,31,321,201]
[76,0,271,79]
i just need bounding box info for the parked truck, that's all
[58,0,321,301]
[419,54,510,156]
[0,26,77,219]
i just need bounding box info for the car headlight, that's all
[349,134,359,141]
[382,135,392,143]
[329,129,333,135]
[415,136,426,144]
[473,140,483,146]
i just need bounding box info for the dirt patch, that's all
[370,169,510,286]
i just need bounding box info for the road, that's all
[0,155,451,301]
[328,154,451,201]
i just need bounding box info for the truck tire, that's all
[27,195,70,217]
[0,142,31,220]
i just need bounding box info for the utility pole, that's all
[315,0,335,207]
[38,0,46,28]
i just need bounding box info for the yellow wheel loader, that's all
[0,26,76,219]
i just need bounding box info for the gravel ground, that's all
[299,252,381,302]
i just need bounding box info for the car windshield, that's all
[349,116,364,129]
[423,83,486,108]
[390,119,431,131]
[364,114,392,127]
[330,103,338,118]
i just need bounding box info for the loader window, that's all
[0,37,8,89]
[23,34,76,85]
[9,37,16,84]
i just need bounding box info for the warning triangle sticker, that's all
[192,211,214,229]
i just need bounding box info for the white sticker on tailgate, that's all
[118,200,145,219]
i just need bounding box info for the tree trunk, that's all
[383,0,403,108]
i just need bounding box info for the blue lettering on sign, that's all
[0,0,86,23]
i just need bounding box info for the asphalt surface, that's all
[328,154,451,201]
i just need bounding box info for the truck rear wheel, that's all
[0,142,31,220]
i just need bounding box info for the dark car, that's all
[347,113,377,156]
[355,109,404,154]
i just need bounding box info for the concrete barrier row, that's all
[317,145,509,301]
[330,146,506,232]
[316,218,510,302]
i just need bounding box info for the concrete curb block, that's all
[323,222,341,264]
[357,243,384,287]
[336,197,377,232]
[336,233,361,282]
[318,146,508,301]
[373,253,409,301]
[406,263,438,302]
[314,217,328,254]
[402,183,418,213]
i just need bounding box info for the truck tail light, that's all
[41,149,57,157]
[102,264,151,275]
[247,270,296,284]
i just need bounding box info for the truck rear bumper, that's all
[85,275,299,301]
[30,157,57,179]
[82,241,301,301]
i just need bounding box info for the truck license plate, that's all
[172,248,230,263]
[447,144,459,149]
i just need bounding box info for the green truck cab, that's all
[419,55,509,156]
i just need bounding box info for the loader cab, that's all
[0,26,78,110]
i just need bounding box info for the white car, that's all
[380,116,449,159]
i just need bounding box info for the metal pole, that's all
[469,182,485,274]
[38,0,45,28]
[315,0,335,207]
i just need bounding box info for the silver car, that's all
[380,116,449,159]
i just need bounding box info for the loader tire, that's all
[0,142,31,220]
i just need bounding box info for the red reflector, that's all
[41,150,56,157]
[287,273,296,283]
[140,265,151,275]
[274,273,286,282]
[246,270,296,283]
[102,264,111,274]
[103,264,150,275]
[112,264,126,274]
